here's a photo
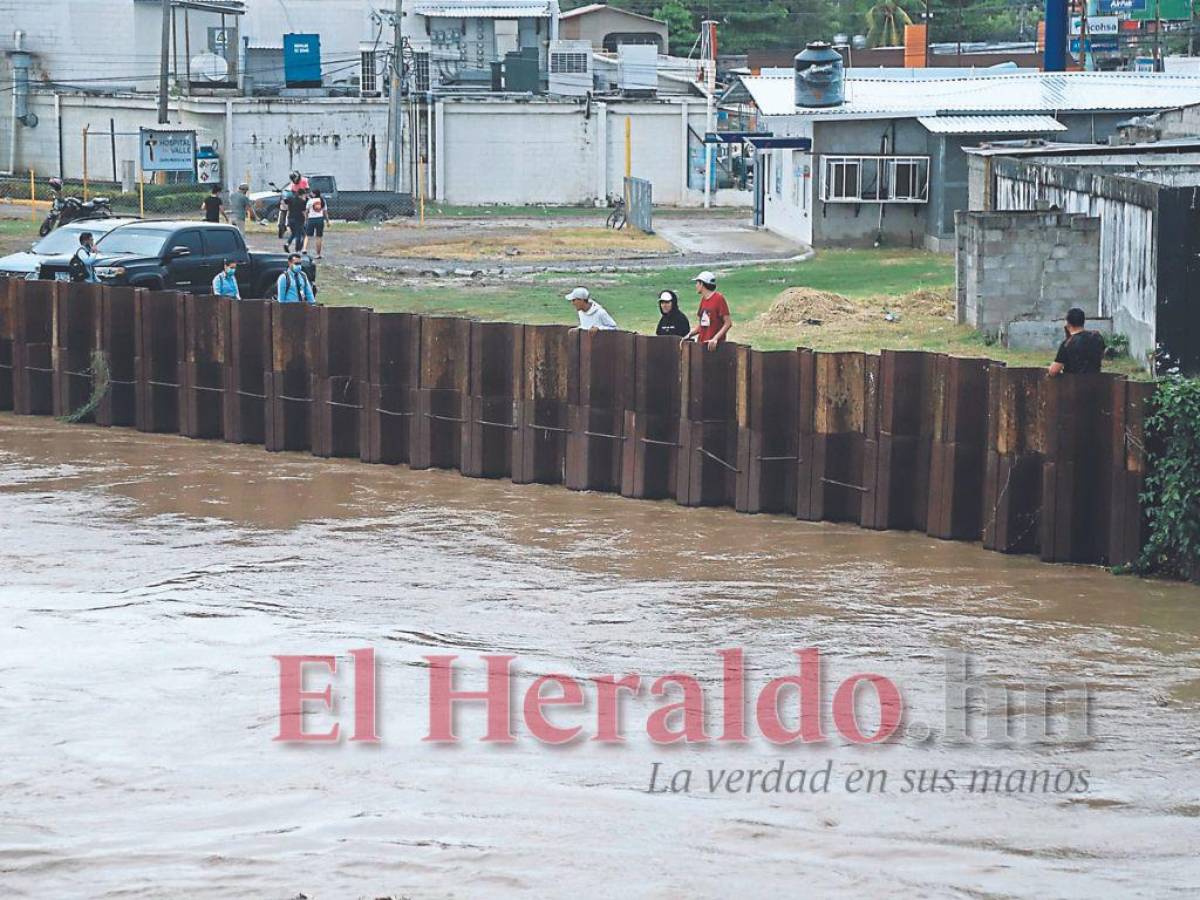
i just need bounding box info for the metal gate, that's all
[624,176,653,234]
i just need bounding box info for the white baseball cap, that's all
[565,287,591,302]
[694,271,717,286]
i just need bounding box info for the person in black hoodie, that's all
[655,290,690,338]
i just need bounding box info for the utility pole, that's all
[389,0,403,193]
[701,20,716,210]
[158,0,171,124]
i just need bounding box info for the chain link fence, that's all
[1,174,414,235]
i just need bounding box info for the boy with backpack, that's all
[68,232,98,283]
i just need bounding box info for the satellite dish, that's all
[190,52,230,83]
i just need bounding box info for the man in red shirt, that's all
[683,270,733,351]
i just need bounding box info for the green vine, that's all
[1134,377,1200,580]
[56,351,111,425]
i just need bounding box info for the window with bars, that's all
[360,50,378,95]
[821,155,929,203]
[412,51,431,92]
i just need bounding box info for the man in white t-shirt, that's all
[302,190,328,258]
[566,287,618,332]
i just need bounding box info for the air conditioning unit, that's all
[618,43,657,95]
[549,40,593,97]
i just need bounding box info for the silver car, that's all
[0,218,141,279]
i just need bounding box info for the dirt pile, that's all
[757,285,955,329]
[758,288,858,327]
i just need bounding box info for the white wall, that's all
[1,90,389,190]
[439,98,749,207]
[0,0,234,92]
[2,88,749,207]
[761,148,814,246]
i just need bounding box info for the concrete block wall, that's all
[955,210,1101,336]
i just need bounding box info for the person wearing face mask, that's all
[655,289,690,338]
[276,253,315,304]
[211,259,241,299]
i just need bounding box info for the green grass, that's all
[320,247,1147,375]
[323,248,952,335]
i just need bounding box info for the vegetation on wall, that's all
[1134,377,1200,581]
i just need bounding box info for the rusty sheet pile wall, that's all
[0,280,1154,569]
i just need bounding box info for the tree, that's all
[654,1,696,55]
[866,1,914,47]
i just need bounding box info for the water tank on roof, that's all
[794,41,844,108]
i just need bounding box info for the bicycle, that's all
[606,196,627,230]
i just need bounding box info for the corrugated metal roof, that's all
[412,0,556,16]
[740,71,1200,119]
[918,114,1068,134]
[560,3,663,23]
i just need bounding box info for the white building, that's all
[737,69,1200,250]
[0,0,743,207]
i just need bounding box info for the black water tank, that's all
[794,41,845,108]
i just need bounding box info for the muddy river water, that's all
[2,413,1199,898]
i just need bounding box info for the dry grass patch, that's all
[379,226,675,261]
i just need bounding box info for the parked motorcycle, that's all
[39,179,114,236]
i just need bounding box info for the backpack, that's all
[67,250,88,283]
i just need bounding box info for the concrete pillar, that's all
[434,100,446,203]
[596,101,608,206]
[679,100,689,204]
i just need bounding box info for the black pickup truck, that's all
[255,175,414,224]
[37,221,316,299]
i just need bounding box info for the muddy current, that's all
[2,413,1199,898]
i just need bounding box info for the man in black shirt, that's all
[283,188,308,252]
[655,290,690,337]
[1048,307,1106,376]
[201,185,226,223]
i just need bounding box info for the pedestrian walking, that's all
[202,185,227,224]
[211,259,241,299]
[303,189,327,259]
[1048,307,1106,376]
[655,289,690,338]
[68,232,98,283]
[283,188,307,253]
[683,270,732,351]
[276,254,315,304]
[228,183,256,233]
[566,287,617,332]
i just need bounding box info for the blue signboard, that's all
[139,129,197,173]
[284,33,322,87]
